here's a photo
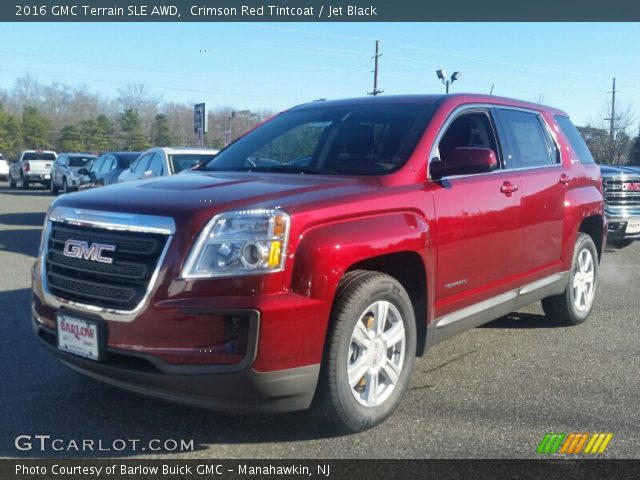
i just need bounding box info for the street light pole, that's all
[436,69,462,94]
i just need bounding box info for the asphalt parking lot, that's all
[1,183,638,459]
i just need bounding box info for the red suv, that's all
[32,94,605,432]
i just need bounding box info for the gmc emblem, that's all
[63,239,115,264]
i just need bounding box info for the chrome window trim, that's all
[428,103,564,181]
[40,207,175,323]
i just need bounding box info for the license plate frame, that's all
[56,312,103,361]
[627,221,640,234]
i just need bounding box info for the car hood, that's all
[52,171,381,234]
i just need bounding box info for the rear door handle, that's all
[559,173,571,185]
[500,181,519,196]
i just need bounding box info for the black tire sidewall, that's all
[330,276,416,430]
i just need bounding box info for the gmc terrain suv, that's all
[32,95,605,432]
[600,164,640,247]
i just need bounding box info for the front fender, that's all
[290,212,431,304]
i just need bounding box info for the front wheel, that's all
[314,270,416,432]
[21,174,29,190]
[542,233,598,325]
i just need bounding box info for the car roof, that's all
[145,147,220,155]
[289,93,569,117]
[60,153,98,157]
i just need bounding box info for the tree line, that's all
[2,74,640,165]
[0,75,269,159]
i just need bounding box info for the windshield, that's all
[23,152,56,161]
[171,154,217,173]
[69,156,95,167]
[201,103,434,175]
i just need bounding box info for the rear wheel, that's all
[9,175,16,188]
[314,270,416,432]
[21,174,29,190]
[50,178,59,194]
[542,233,598,325]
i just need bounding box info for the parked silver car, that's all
[50,153,97,194]
[117,147,219,183]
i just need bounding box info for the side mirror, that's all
[433,147,498,178]
[142,170,155,179]
[77,168,89,176]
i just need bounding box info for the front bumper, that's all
[32,312,320,413]
[605,211,640,240]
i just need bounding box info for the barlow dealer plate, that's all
[627,221,640,234]
[56,313,101,360]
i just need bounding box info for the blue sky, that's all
[1,22,639,128]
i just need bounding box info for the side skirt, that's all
[431,272,569,345]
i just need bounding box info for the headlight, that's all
[181,209,290,278]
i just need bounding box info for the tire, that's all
[542,233,598,325]
[50,178,59,194]
[9,176,16,188]
[21,174,29,190]
[314,270,417,432]
[63,178,69,194]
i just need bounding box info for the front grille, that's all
[46,223,168,310]
[603,177,640,208]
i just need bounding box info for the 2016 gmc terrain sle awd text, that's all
[32,94,605,432]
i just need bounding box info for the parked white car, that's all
[0,153,9,180]
[117,147,219,183]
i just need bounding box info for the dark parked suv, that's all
[32,94,605,432]
[78,151,141,190]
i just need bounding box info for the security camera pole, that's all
[436,69,462,94]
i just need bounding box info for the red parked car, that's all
[32,94,605,432]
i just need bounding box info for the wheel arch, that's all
[346,252,428,357]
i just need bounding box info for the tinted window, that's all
[497,109,558,169]
[56,155,67,166]
[131,154,151,174]
[171,154,217,173]
[90,157,105,173]
[102,156,115,172]
[0,154,5,160]
[202,103,434,175]
[68,156,95,167]
[22,152,56,161]
[555,115,595,164]
[147,152,164,176]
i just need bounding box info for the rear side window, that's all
[496,109,558,169]
[555,115,595,164]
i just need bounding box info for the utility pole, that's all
[606,77,618,139]
[605,77,619,164]
[368,40,383,96]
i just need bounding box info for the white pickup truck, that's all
[9,150,57,189]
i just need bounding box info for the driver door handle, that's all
[500,181,519,196]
